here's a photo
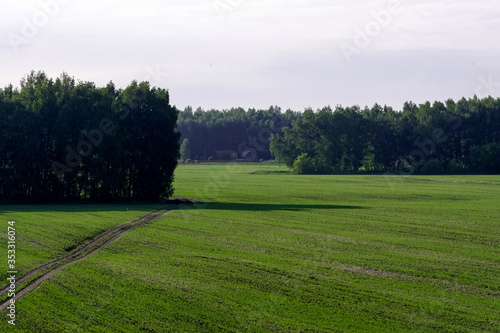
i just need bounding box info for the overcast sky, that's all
[1,0,500,111]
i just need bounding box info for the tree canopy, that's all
[269,99,500,174]
[0,71,180,202]
[177,106,301,160]
[2,71,499,204]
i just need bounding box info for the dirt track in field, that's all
[0,197,196,311]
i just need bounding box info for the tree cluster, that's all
[0,71,180,202]
[177,106,301,161]
[270,98,500,174]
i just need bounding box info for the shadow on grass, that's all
[0,202,363,214]
[0,203,167,214]
[187,202,363,212]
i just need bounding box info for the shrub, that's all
[185,158,192,164]
[292,154,316,174]
[421,159,444,175]
[447,159,463,174]
[208,156,214,161]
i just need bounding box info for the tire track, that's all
[0,200,194,311]
[1,211,159,297]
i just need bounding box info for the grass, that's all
[1,164,499,332]
[0,205,165,291]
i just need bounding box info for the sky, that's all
[1,0,500,111]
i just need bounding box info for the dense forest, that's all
[177,106,301,161]
[177,97,499,175]
[270,99,500,174]
[0,71,180,202]
[2,72,499,203]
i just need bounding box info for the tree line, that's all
[2,71,499,203]
[177,106,301,161]
[0,71,180,202]
[270,99,500,174]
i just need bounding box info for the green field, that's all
[1,164,500,332]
